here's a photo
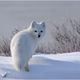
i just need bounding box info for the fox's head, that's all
[30,21,46,39]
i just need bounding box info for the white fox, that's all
[10,21,46,71]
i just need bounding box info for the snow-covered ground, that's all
[0,52,80,79]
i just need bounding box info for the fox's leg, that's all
[24,62,29,72]
[13,60,21,71]
[24,53,32,72]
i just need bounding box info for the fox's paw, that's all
[24,66,29,72]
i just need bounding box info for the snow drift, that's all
[0,52,80,79]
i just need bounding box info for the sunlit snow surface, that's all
[0,52,80,79]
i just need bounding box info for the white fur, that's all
[10,21,46,71]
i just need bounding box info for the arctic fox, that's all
[10,21,46,71]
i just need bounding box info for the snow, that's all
[0,52,80,79]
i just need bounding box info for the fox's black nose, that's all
[38,34,41,38]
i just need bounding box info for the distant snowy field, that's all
[0,52,80,79]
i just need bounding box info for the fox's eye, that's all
[34,30,37,32]
[40,30,43,32]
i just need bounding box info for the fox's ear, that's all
[31,21,37,28]
[41,22,45,28]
